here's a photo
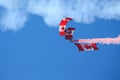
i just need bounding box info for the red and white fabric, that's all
[59,17,72,36]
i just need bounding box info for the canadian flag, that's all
[59,17,72,36]
[74,43,98,51]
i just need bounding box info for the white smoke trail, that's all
[73,35,120,44]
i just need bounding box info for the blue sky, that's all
[0,0,120,80]
[0,14,120,80]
